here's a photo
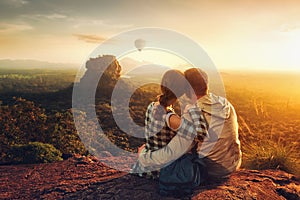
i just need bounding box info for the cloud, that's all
[280,24,300,32]
[38,13,67,20]
[2,0,28,7]
[72,19,104,29]
[0,22,32,33]
[71,18,133,30]
[73,34,107,43]
[21,13,67,20]
[45,13,67,19]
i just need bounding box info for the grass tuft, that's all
[241,139,299,176]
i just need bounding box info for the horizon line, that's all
[0,58,299,73]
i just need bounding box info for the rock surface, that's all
[0,155,299,200]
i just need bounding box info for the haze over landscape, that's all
[0,0,299,72]
[0,1,299,199]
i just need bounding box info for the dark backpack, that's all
[158,152,207,198]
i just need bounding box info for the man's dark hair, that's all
[184,68,208,98]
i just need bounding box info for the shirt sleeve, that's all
[137,132,194,172]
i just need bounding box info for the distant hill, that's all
[119,57,180,77]
[126,64,170,80]
[119,57,151,74]
[120,61,172,83]
[0,59,79,70]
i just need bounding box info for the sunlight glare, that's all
[121,49,192,70]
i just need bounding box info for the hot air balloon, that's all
[134,39,145,51]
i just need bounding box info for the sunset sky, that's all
[0,0,299,71]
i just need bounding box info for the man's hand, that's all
[138,144,146,155]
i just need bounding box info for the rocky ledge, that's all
[0,155,299,200]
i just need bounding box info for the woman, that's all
[136,69,186,179]
[133,69,208,179]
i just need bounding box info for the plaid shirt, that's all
[140,102,177,179]
[178,104,208,142]
[145,102,177,151]
[138,102,208,179]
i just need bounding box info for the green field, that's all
[0,67,299,175]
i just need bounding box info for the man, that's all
[136,68,242,178]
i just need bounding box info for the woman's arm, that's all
[166,114,182,130]
[167,104,208,137]
[166,104,194,130]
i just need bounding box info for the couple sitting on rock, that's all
[131,68,242,182]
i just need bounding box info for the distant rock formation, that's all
[77,55,122,100]
[80,55,121,85]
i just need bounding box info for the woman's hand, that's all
[138,144,146,155]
